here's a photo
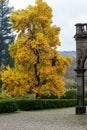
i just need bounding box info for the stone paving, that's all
[0,107,87,130]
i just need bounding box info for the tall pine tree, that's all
[0,0,15,67]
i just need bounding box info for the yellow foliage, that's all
[1,66,34,96]
[0,0,5,2]
[1,0,72,97]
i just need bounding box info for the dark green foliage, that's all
[60,89,87,99]
[1,98,87,113]
[0,99,18,113]
[0,0,15,67]
[15,98,76,111]
[40,99,76,109]
[85,89,87,98]
[3,96,87,113]
[85,99,87,105]
[15,99,43,111]
[61,89,77,99]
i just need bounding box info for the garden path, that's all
[0,107,87,130]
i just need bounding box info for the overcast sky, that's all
[9,0,87,51]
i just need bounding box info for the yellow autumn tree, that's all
[0,0,5,2]
[1,0,71,97]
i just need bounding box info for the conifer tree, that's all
[0,0,15,67]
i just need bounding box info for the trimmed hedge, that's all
[0,99,18,113]
[15,98,77,111]
[15,99,43,111]
[2,98,87,113]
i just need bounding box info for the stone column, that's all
[74,68,86,114]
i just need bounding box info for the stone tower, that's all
[74,23,87,114]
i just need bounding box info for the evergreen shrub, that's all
[60,89,87,99]
[15,99,43,111]
[0,99,18,113]
[60,89,77,99]
[15,98,76,111]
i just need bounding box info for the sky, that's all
[9,0,87,51]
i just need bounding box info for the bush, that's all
[15,98,76,111]
[60,89,77,99]
[41,99,76,108]
[59,88,87,100]
[0,98,77,113]
[0,99,18,113]
[15,99,43,111]
[64,79,76,89]
[60,88,87,99]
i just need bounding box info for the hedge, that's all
[1,98,87,113]
[15,98,77,111]
[0,99,18,113]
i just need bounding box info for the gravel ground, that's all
[0,107,87,130]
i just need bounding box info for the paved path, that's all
[0,107,87,130]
